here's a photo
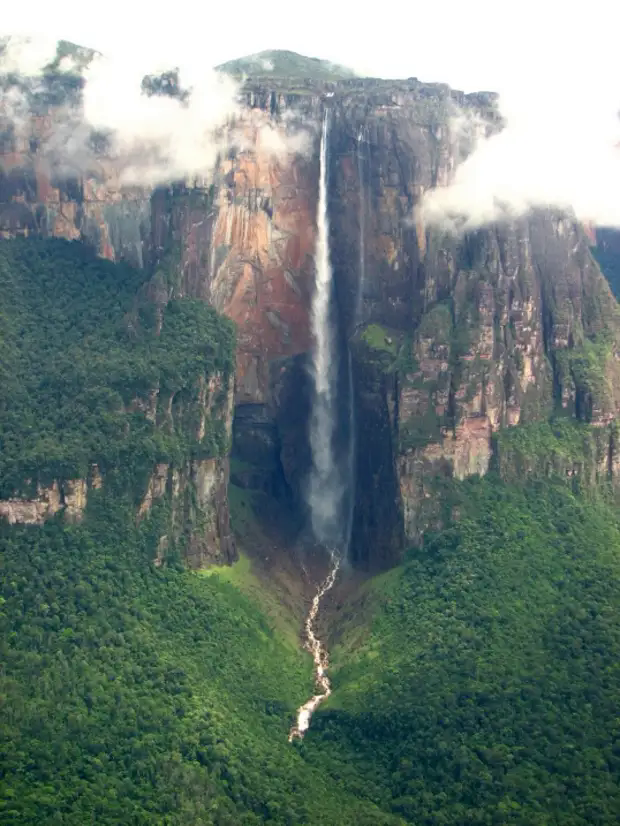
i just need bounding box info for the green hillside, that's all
[0,238,234,498]
[0,497,404,824]
[301,473,620,824]
[0,237,398,825]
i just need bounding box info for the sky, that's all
[1,0,616,95]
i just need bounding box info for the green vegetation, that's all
[555,335,615,421]
[0,237,398,824]
[202,549,299,652]
[3,235,620,824]
[0,238,234,497]
[495,418,611,488]
[417,301,453,345]
[361,323,398,356]
[216,50,356,82]
[302,475,620,825]
[0,496,400,824]
[359,323,405,376]
[399,405,442,450]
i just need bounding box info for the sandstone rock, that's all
[63,478,88,523]
[0,481,62,524]
[0,478,87,525]
[138,463,170,517]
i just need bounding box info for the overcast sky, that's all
[2,0,616,94]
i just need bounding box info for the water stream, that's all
[288,550,341,741]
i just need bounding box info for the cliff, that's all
[0,238,236,567]
[329,92,620,558]
[2,54,620,569]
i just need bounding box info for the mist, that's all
[420,73,620,231]
[0,35,311,187]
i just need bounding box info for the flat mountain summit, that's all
[216,49,357,81]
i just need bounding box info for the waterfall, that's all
[355,125,367,325]
[290,110,344,741]
[307,111,344,548]
[345,124,368,551]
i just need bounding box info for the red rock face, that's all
[209,123,316,403]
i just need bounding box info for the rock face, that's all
[138,456,235,568]
[128,369,237,566]
[207,109,319,510]
[1,93,322,515]
[3,70,620,568]
[0,477,89,524]
[328,86,620,562]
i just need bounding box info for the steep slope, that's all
[592,227,620,300]
[302,472,620,824]
[328,95,620,565]
[0,238,236,565]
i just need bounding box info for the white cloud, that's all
[0,34,57,76]
[3,0,618,216]
[420,76,620,230]
[0,36,312,187]
[79,51,240,184]
[255,109,314,159]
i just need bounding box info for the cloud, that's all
[79,50,241,184]
[419,75,620,231]
[1,35,313,188]
[255,109,314,159]
[0,34,58,76]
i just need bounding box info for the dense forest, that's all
[4,460,620,823]
[1,495,403,824]
[303,475,620,825]
[0,238,235,498]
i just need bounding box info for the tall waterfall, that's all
[307,111,343,547]
[290,110,344,741]
[355,125,367,325]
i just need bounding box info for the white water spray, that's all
[307,111,343,545]
[290,110,343,741]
